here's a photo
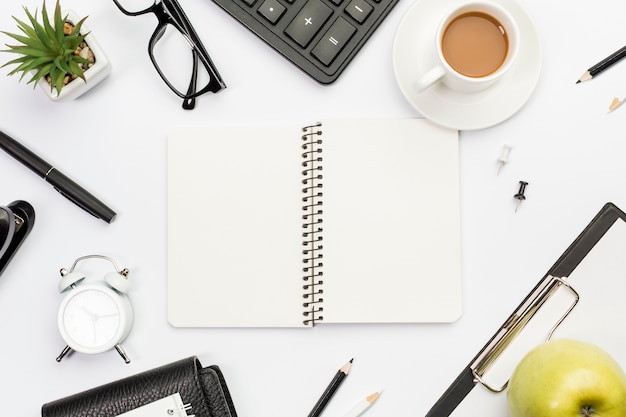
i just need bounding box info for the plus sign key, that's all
[285,0,333,48]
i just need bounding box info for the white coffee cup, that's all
[414,1,520,94]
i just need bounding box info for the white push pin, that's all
[497,144,512,175]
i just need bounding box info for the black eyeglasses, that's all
[112,0,226,110]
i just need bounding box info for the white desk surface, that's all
[1,0,626,416]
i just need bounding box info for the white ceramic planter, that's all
[37,9,112,102]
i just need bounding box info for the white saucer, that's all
[392,0,542,130]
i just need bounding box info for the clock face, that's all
[59,285,130,353]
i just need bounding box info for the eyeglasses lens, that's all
[115,0,157,12]
[151,24,215,97]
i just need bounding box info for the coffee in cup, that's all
[414,1,519,94]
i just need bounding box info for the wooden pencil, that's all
[307,359,353,417]
[342,391,381,417]
[577,44,626,83]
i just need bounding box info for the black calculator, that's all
[209,0,400,83]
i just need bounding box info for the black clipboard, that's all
[425,202,626,417]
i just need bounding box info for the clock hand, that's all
[80,305,98,322]
[81,305,100,343]
[91,320,97,344]
[95,313,119,319]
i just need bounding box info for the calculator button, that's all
[345,0,372,23]
[311,17,356,65]
[258,0,287,24]
[285,0,333,48]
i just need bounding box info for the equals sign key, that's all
[311,18,356,66]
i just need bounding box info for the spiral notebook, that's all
[167,119,462,327]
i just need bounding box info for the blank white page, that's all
[320,119,462,323]
[168,125,304,327]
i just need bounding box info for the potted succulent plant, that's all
[1,0,112,101]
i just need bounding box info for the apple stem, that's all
[580,406,595,417]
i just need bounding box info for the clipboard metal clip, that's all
[470,275,580,393]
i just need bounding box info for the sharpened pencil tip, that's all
[577,70,592,83]
[366,391,381,403]
[341,359,354,374]
[608,97,623,113]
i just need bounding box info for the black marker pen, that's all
[0,129,116,223]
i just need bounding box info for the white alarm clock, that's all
[55,255,133,363]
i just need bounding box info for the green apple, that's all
[507,338,626,417]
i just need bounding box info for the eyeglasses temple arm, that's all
[182,53,199,110]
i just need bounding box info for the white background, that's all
[1,0,626,416]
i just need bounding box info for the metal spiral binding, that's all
[301,122,324,326]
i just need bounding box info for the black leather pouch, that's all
[41,356,238,417]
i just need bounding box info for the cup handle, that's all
[413,65,446,93]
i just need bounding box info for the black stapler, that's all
[0,200,35,276]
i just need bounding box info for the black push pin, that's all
[514,181,528,212]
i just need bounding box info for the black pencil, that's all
[307,359,353,417]
[577,44,626,83]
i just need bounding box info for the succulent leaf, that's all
[2,32,46,51]
[73,17,88,36]
[68,60,85,81]
[53,70,65,93]
[30,62,54,84]
[17,56,52,73]
[14,16,39,40]
[41,3,57,45]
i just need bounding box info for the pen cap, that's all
[45,169,117,223]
